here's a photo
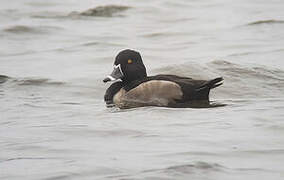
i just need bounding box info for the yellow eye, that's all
[128,59,132,64]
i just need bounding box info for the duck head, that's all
[103,49,147,84]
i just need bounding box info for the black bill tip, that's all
[103,77,111,83]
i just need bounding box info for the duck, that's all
[103,49,223,109]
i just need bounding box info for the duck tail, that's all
[197,77,223,91]
[208,77,223,89]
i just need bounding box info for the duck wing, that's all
[175,76,224,102]
[140,75,223,102]
[113,80,183,108]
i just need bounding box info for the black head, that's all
[103,49,147,84]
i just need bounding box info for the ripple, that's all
[14,78,64,86]
[210,60,284,81]
[247,19,284,26]
[152,60,284,99]
[241,149,284,155]
[0,75,9,84]
[59,128,146,138]
[141,161,225,176]
[31,5,131,20]
[165,161,224,172]
[70,5,131,17]
[3,25,44,34]
[1,157,56,163]
[3,25,62,34]
[60,102,82,105]
[1,76,65,88]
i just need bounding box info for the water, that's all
[1,0,284,179]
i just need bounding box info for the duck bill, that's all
[103,64,124,83]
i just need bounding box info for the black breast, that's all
[104,82,123,105]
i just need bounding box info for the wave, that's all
[80,41,123,47]
[133,161,225,178]
[3,25,42,34]
[208,60,284,99]
[0,75,9,84]
[15,78,64,86]
[31,5,131,20]
[0,76,64,86]
[3,25,62,34]
[165,161,224,173]
[108,161,225,179]
[69,5,131,18]
[210,60,284,81]
[152,60,284,99]
[247,19,284,26]
[1,157,53,163]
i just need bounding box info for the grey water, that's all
[1,0,284,179]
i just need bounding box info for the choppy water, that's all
[1,0,284,179]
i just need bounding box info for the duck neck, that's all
[122,75,146,86]
[122,76,149,92]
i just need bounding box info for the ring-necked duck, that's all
[103,49,223,108]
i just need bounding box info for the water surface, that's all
[1,0,284,179]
